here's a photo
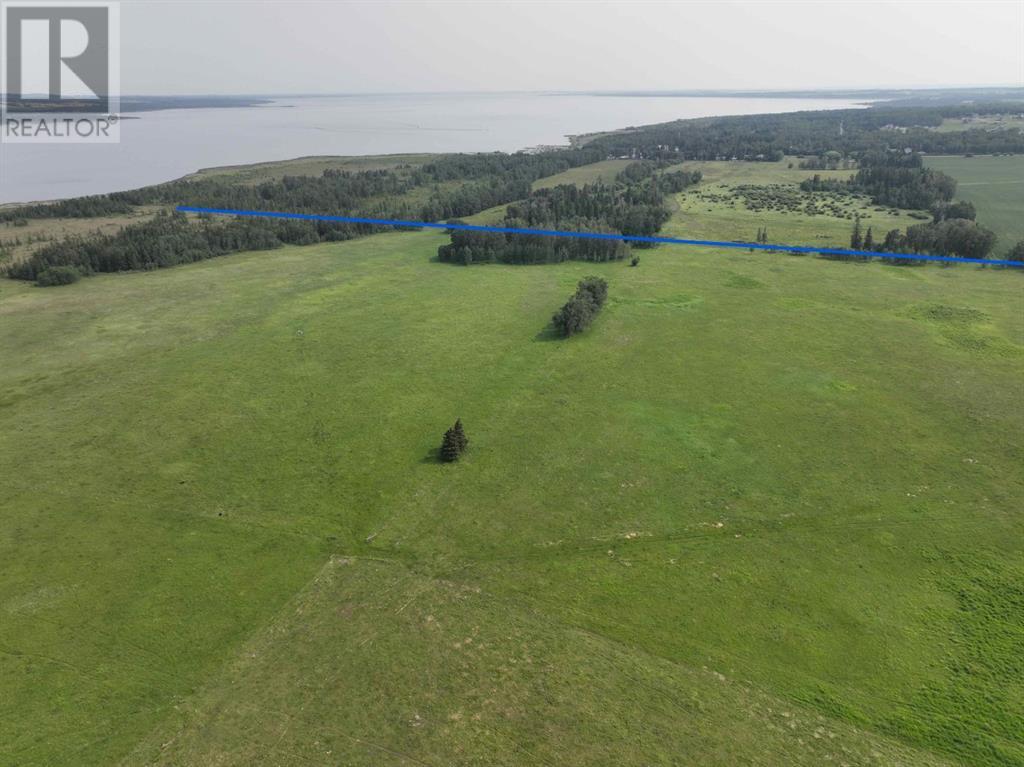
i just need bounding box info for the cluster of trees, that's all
[584,103,1024,163]
[799,152,957,210]
[552,277,608,337]
[505,182,671,238]
[35,265,82,286]
[850,152,957,209]
[832,216,997,263]
[931,200,976,223]
[437,164,699,265]
[754,227,770,244]
[437,221,628,265]
[440,419,469,462]
[798,151,850,170]
[614,161,702,193]
[0,194,134,222]
[412,149,603,185]
[878,219,997,261]
[849,217,875,250]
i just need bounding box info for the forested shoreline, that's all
[5,100,1024,283]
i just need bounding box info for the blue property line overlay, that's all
[175,206,1024,268]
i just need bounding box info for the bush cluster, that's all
[552,276,608,337]
[35,265,81,286]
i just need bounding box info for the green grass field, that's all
[531,159,634,190]
[925,155,1024,255]
[662,158,915,248]
[2,158,1023,766]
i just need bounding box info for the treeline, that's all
[412,150,604,184]
[834,213,998,263]
[8,149,613,282]
[8,210,392,282]
[437,164,700,265]
[799,151,957,210]
[583,102,1024,163]
[437,221,629,265]
[0,194,134,222]
[879,219,997,261]
[3,149,607,224]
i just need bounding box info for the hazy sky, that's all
[120,0,1023,94]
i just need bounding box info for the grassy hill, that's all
[2,200,1022,765]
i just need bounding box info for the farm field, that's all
[2,191,1022,767]
[925,154,1024,255]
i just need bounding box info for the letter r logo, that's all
[3,3,116,113]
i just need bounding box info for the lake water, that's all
[0,93,864,203]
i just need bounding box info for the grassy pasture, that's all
[1,210,1022,766]
[925,154,1024,254]
[531,159,634,190]
[661,158,914,248]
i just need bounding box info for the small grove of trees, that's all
[35,265,82,286]
[552,276,608,337]
[931,200,976,223]
[1007,241,1024,262]
[876,218,997,262]
[800,152,958,211]
[440,419,468,462]
[832,215,996,263]
[437,166,701,266]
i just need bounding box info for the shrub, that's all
[630,256,640,267]
[35,265,81,286]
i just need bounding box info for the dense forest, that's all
[582,102,1024,162]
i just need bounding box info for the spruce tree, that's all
[452,419,468,453]
[863,226,874,250]
[850,216,863,249]
[440,426,461,462]
[440,419,468,462]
